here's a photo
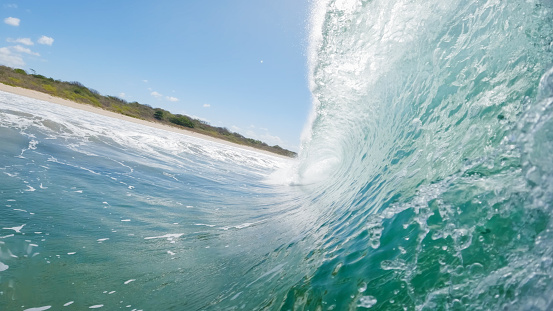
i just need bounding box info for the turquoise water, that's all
[2,0,553,310]
[0,92,302,310]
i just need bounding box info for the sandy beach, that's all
[0,83,291,159]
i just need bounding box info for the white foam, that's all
[1,91,286,174]
[144,233,184,240]
[234,223,253,229]
[3,224,25,233]
[221,222,256,231]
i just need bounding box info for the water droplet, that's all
[358,295,377,308]
[381,259,406,270]
[332,262,343,276]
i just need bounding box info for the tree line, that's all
[0,65,296,157]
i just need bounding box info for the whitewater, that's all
[2,0,553,310]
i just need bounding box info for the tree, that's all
[154,110,164,120]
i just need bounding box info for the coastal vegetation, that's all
[0,65,296,157]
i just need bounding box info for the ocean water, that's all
[2,0,553,310]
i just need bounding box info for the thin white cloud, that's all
[119,92,126,98]
[166,96,178,102]
[230,125,285,147]
[4,4,18,9]
[12,45,39,56]
[151,91,162,98]
[259,133,284,146]
[0,45,40,67]
[7,38,33,46]
[203,104,211,108]
[0,39,44,68]
[142,80,148,83]
[4,17,20,26]
[37,36,54,46]
[0,47,25,67]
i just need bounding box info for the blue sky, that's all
[0,0,312,151]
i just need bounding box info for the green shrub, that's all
[32,74,54,82]
[216,127,231,135]
[169,115,195,128]
[8,77,21,84]
[42,84,57,94]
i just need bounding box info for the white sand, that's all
[0,83,290,159]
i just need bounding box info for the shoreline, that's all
[0,83,291,160]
